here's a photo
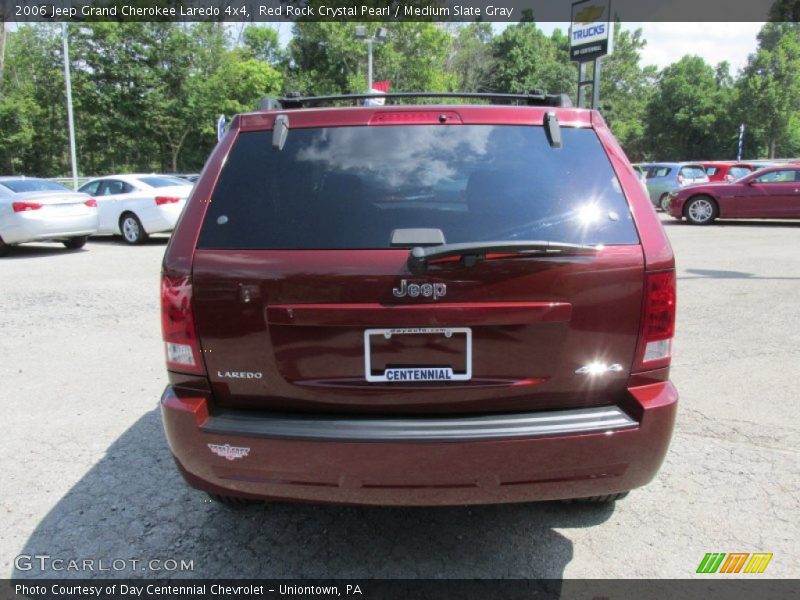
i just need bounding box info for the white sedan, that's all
[0,177,98,257]
[79,174,193,244]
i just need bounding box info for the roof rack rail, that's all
[259,92,572,111]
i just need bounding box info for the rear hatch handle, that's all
[407,240,601,274]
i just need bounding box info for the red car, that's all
[160,92,677,507]
[668,164,800,224]
[702,161,757,182]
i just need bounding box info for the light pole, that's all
[62,23,79,190]
[354,26,387,92]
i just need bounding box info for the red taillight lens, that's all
[155,196,180,206]
[12,202,43,212]
[633,270,676,372]
[84,199,98,207]
[161,274,205,374]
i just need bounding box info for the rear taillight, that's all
[155,196,180,206]
[161,274,205,374]
[633,270,676,372]
[84,199,98,207]
[12,202,43,212]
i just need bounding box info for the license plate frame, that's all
[363,327,472,383]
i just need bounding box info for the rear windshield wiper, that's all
[407,240,601,274]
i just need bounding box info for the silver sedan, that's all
[0,177,99,256]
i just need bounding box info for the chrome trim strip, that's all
[201,406,637,442]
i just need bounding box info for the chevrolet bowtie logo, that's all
[575,5,605,24]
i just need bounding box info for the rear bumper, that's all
[161,382,677,506]
[1,211,98,244]
[668,198,686,218]
[137,202,185,234]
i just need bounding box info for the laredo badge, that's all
[208,443,250,461]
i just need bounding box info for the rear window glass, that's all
[680,166,706,179]
[756,169,799,183]
[647,167,671,178]
[79,181,101,195]
[199,125,639,250]
[138,176,188,188]
[705,167,719,176]
[728,167,752,179]
[0,179,71,193]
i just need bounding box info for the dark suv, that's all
[160,93,677,507]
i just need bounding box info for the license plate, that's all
[364,327,472,383]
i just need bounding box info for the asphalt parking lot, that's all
[1,216,798,579]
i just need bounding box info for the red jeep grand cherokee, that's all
[160,93,677,507]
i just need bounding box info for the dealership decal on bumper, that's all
[207,443,250,461]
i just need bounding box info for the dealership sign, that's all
[570,0,613,62]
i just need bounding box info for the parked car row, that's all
[0,174,196,256]
[631,160,800,224]
[0,177,98,256]
[665,164,800,225]
[635,162,710,211]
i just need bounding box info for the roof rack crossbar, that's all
[271,92,572,109]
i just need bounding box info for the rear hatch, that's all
[152,185,193,200]
[679,164,710,185]
[13,190,93,215]
[191,116,644,415]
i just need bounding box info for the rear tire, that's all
[684,196,718,225]
[63,236,88,250]
[120,213,148,245]
[659,194,672,212]
[563,492,629,504]
[0,236,8,257]
[207,493,257,508]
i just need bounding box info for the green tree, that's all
[645,56,733,160]
[0,18,7,83]
[0,92,39,174]
[375,23,454,92]
[286,22,453,95]
[0,25,67,176]
[285,22,365,94]
[242,25,283,64]
[1,22,282,176]
[490,23,576,96]
[68,23,164,173]
[447,23,495,92]
[736,23,800,158]
[599,25,658,160]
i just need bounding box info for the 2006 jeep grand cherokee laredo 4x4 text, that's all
[160,92,677,507]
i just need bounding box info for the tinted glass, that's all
[138,176,189,188]
[0,179,71,193]
[680,166,706,179]
[756,170,797,183]
[648,167,671,178]
[728,167,752,179]
[100,180,129,195]
[79,181,101,195]
[199,126,639,250]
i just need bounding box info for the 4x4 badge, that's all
[392,280,446,300]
